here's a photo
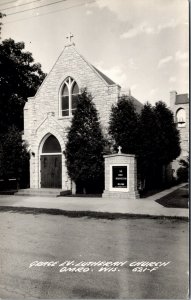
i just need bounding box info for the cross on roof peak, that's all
[66,32,74,43]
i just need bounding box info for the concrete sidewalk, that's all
[0,183,189,219]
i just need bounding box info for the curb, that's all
[0,206,188,221]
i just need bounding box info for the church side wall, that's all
[171,103,189,158]
[170,95,189,176]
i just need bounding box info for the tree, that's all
[0,38,46,133]
[153,102,180,187]
[137,101,181,189]
[0,33,46,186]
[177,156,189,183]
[179,157,189,169]
[0,126,29,188]
[108,96,139,154]
[154,101,181,165]
[137,102,159,188]
[0,12,5,40]
[64,90,105,194]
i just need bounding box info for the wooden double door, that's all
[41,155,62,188]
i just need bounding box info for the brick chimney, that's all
[170,90,177,108]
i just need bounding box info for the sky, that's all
[1,0,189,106]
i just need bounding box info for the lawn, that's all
[156,184,188,208]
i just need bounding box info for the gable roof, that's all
[66,45,118,87]
[121,95,143,114]
[34,44,118,97]
[175,94,189,105]
[91,65,116,85]
[130,95,143,114]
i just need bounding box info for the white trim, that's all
[41,153,62,156]
[109,164,129,192]
[59,76,79,118]
[39,133,50,154]
[35,113,65,135]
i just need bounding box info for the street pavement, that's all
[0,183,188,219]
[0,211,188,299]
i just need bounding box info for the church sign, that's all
[102,152,139,199]
[112,166,127,188]
[110,164,129,192]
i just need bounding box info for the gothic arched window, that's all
[61,77,79,116]
[176,108,186,128]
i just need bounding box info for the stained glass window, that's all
[60,77,79,117]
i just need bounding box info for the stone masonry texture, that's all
[23,44,120,189]
[102,154,139,199]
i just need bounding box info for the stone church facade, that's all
[23,42,142,190]
[170,91,189,174]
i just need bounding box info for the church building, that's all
[170,91,189,173]
[23,37,142,190]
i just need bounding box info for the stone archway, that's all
[40,134,62,188]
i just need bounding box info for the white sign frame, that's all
[109,164,129,192]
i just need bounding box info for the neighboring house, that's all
[23,40,142,190]
[170,91,189,175]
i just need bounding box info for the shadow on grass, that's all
[156,185,188,208]
[0,206,188,221]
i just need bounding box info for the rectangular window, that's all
[62,96,69,110]
[62,110,69,116]
[71,94,79,115]
[61,95,69,116]
[72,95,78,109]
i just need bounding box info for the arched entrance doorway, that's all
[40,135,62,188]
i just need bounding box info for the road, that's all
[0,210,188,299]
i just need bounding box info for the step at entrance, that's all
[15,188,62,197]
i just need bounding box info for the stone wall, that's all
[23,44,120,189]
[102,153,139,199]
[170,91,189,176]
[23,44,120,143]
